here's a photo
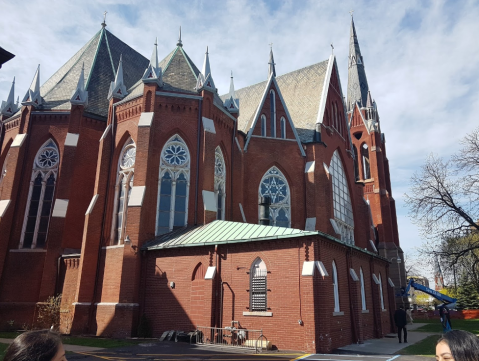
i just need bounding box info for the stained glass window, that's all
[215,147,226,220]
[156,135,190,235]
[111,140,136,245]
[20,140,59,248]
[329,151,354,244]
[259,167,290,227]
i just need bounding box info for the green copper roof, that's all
[143,220,318,251]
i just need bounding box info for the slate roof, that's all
[143,220,318,250]
[221,60,329,143]
[40,28,149,117]
[347,17,370,108]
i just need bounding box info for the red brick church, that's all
[0,17,405,353]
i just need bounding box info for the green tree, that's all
[456,278,479,310]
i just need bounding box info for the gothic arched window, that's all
[215,147,226,220]
[20,139,59,249]
[330,151,354,244]
[250,258,267,311]
[261,115,267,137]
[280,117,286,139]
[111,139,136,244]
[352,145,359,181]
[332,261,340,312]
[156,135,190,235]
[379,272,385,310]
[361,143,371,179]
[270,90,276,138]
[360,267,367,311]
[334,102,339,130]
[259,167,290,227]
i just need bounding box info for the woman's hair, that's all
[3,330,62,361]
[437,330,479,361]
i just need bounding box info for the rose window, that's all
[37,148,59,168]
[164,144,187,166]
[121,146,136,169]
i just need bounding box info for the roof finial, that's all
[101,11,107,28]
[268,44,276,78]
[224,70,239,114]
[331,43,334,55]
[177,26,183,47]
[350,9,354,17]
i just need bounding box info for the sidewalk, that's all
[0,338,104,352]
[336,323,439,355]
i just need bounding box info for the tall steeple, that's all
[1,77,19,116]
[347,17,370,109]
[268,46,276,77]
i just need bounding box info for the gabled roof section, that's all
[37,28,149,117]
[143,220,318,250]
[221,59,329,143]
[243,74,306,156]
[160,46,201,94]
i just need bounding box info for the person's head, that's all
[436,330,479,361]
[3,330,67,361]
[399,306,404,310]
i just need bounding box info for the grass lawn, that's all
[398,334,440,357]
[415,318,479,334]
[0,331,142,349]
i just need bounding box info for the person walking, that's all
[439,305,452,332]
[394,306,408,343]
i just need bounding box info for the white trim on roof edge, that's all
[315,54,335,126]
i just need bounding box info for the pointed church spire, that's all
[195,46,216,92]
[142,37,163,86]
[1,77,19,116]
[107,55,128,100]
[366,90,373,108]
[224,71,239,114]
[347,17,370,108]
[22,65,42,107]
[268,45,276,77]
[70,63,88,106]
[177,26,183,47]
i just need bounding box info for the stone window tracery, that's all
[111,139,136,245]
[214,147,226,220]
[330,150,354,244]
[156,135,190,235]
[20,139,59,249]
[259,166,290,227]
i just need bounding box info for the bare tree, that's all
[406,128,479,291]
[406,128,479,240]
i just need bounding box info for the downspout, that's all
[194,99,203,225]
[87,102,117,333]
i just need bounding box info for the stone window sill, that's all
[362,310,369,314]
[333,311,344,316]
[243,311,272,317]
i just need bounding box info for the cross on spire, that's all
[102,11,108,28]
[349,9,354,17]
[331,43,334,55]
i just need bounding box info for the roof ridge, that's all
[85,28,106,90]
[103,30,117,77]
[41,29,102,98]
